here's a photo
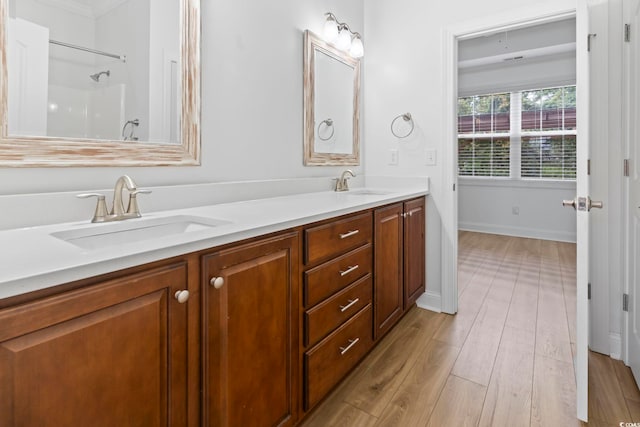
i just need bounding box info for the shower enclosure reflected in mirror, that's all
[303,30,360,166]
[0,0,200,167]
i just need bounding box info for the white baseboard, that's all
[416,290,442,313]
[610,332,622,360]
[459,221,576,243]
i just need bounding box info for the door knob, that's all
[210,276,224,289]
[562,197,603,211]
[174,290,190,303]
[590,200,603,210]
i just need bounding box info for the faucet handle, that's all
[126,189,152,217]
[77,193,109,223]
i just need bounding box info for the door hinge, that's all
[588,33,597,52]
[626,24,631,42]
[625,159,630,177]
[588,159,591,176]
[453,183,456,191]
[588,283,591,300]
[624,293,629,312]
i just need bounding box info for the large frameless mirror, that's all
[0,0,200,167]
[303,30,360,166]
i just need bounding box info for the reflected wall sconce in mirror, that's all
[323,12,364,58]
[391,113,415,138]
[317,118,335,141]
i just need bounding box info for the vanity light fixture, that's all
[323,12,364,58]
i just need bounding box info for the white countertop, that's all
[0,186,428,300]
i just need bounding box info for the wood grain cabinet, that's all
[202,232,299,427]
[0,195,426,426]
[374,203,405,340]
[0,262,193,427]
[404,197,426,308]
[374,197,426,340]
[301,212,374,411]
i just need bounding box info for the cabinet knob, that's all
[174,290,190,303]
[210,276,225,289]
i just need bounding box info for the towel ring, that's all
[317,118,335,141]
[391,113,414,138]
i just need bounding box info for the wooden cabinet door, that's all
[0,262,190,427]
[374,203,404,340]
[203,232,299,427]
[404,197,426,308]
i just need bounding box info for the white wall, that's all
[0,0,365,196]
[96,0,150,141]
[459,179,576,241]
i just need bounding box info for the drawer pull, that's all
[339,338,360,355]
[339,229,360,239]
[339,298,360,312]
[339,265,359,277]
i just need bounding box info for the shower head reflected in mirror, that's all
[90,70,110,82]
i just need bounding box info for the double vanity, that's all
[0,179,427,426]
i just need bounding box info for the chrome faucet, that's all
[335,169,355,192]
[77,175,151,223]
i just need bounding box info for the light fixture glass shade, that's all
[323,17,339,43]
[350,36,364,58]
[336,27,352,50]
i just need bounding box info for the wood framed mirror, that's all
[0,0,200,167]
[303,30,360,166]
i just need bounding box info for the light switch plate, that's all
[389,149,399,165]
[425,149,436,166]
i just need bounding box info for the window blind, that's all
[521,135,576,180]
[459,137,510,177]
[457,93,511,177]
[519,86,576,180]
[458,85,576,181]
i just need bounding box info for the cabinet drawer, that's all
[304,244,372,308]
[304,304,373,410]
[304,212,372,265]
[304,274,372,347]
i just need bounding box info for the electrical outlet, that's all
[425,149,437,166]
[512,206,520,215]
[389,149,399,165]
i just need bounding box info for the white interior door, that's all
[627,0,640,386]
[573,0,597,421]
[7,18,49,136]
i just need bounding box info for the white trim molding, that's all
[610,332,622,360]
[416,291,442,313]
[459,222,576,243]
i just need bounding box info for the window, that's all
[457,93,510,177]
[458,85,576,180]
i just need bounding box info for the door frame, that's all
[624,0,638,371]
[441,3,577,315]
[442,2,589,420]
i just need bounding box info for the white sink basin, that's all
[51,215,231,250]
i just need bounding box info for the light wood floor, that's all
[301,231,640,426]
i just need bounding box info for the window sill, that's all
[458,176,576,190]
